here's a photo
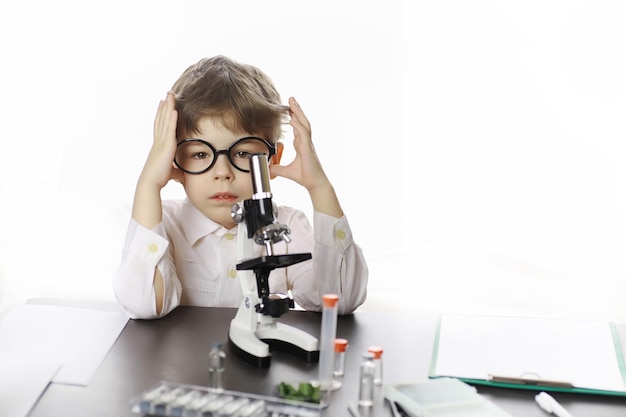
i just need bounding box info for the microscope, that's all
[228,154,320,368]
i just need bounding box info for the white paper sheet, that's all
[431,314,626,393]
[0,358,61,417]
[0,303,129,387]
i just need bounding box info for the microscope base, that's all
[263,339,320,363]
[229,318,320,368]
[228,336,272,368]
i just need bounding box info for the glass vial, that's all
[317,294,339,390]
[208,342,226,390]
[333,338,348,378]
[358,352,376,407]
[368,346,383,386]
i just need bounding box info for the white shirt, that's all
[112,198,368,319]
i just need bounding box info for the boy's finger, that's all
[165,108,178,136]
[154,101,170,138]
[289,97,311,131]
[154,100,165,131]
[155,92,176,130]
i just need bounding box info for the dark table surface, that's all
[28,306,626,416]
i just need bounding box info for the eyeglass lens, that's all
[175,137,273,174]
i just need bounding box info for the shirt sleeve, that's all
[286,210,368,315]
[112,218,182,319]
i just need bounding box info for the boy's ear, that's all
[269,142,283,180]
[171,162,185,185]
[271,142,284,165]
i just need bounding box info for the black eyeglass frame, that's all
[174,136,276,175]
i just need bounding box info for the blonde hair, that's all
[171,55,288,143]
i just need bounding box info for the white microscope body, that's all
[228,154,319,368]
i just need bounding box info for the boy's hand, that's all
[132,92,182,229]
[139,91,183,188]
[270,97,343,218]
[270,97,330,192]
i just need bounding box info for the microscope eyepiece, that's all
[250,154,272,199]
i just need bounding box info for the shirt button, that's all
[335,230,346,240]
[228,268,238,279]
[225,233,235,241]
[148,243,159,253]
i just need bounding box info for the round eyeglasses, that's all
[174,136,276,174]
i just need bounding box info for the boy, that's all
[113,55,368,319]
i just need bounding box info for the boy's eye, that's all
[232,150,253,159]
[191,152,210,160]
[230,138,272,161]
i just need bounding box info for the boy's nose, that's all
[212,153,233,180]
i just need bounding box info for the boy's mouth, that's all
[210,192,238,202]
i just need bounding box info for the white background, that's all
[1,1,625,321]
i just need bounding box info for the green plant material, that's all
[277,381,321,403]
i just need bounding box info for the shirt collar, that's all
[181,198,237,246]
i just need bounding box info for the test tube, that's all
[232,399,266,417]
[138,384,171,413]
[166,389,202,416]
[183,392,219,415]
[199,394,235,415]
[317,294,339,391]
[333,338,348,378]
[216,396,250,416]
[367,346,384,386]
[358,352,376,407]
[151,387,186,415]
[208,342,226,390]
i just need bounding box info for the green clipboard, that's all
[428,313,626,397]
